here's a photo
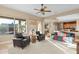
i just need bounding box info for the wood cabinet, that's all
[63,21,76,29]
[63,21,76,32]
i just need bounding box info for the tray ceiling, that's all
[1,4,79,17]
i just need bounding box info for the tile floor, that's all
[0,39,76,54]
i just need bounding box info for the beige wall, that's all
[43,17,59,33]
[27,19,38,33]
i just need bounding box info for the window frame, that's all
[0,16,26,35]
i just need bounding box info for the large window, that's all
[0,18,26,35]
[21,21,26,33]
[0,18,14,34]
[15,20,26,33]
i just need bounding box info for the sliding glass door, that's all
[0,18,14,34]
[0,18,26,35]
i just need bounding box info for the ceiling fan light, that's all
[34,4,51,15]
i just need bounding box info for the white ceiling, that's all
[57,13,79,22]
[1,4,79,17]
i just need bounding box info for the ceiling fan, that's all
[34,4,52,15]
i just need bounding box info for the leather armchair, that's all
[13,33,30,49]
[36,31,45,41]
[37,34,45,41]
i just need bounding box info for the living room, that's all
[0,4,79,54]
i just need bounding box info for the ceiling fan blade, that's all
[44,10,51,12]
[34,4,51,15]
[34,9,40,11]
